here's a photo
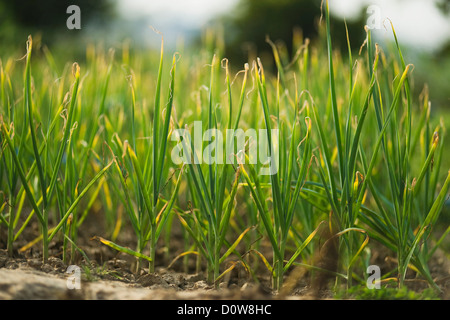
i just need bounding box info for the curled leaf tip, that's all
[72,62,80,78]
[26,35,32,51]
[221,57,229,69]
[431,132,439,149]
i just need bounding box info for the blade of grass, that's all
[93,236,152,263]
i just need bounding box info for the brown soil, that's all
[1,210,449,300]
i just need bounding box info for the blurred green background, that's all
[1,0,448,110]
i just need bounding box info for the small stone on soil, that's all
[5,261,18,269]
[0,256,8,268]
[27,258,43,269]
[185,273,204,282]
[137,273,167,287]
[41,264,54,273]
[192,280,210,290]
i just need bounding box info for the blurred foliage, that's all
[1,0,447,111]
[436,0,450,14]
[218,0,366,65]
[411,42,450,111]
[5,0,115,28]
[216,0,449,112]
[0,0,116,55]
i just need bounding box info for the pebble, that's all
[137,273,166,287]
[185,273,204,282]
[27,258,43,269]
[0,256,8,268]
[193,280,210,290]
[41,264,53,273]
[6,261,18,269]
[218,282,228,289]
[240,282,254,291]
[48,257,65,269]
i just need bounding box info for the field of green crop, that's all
[1,2,449,298]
